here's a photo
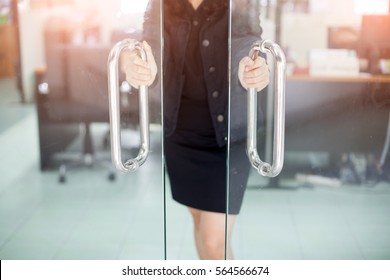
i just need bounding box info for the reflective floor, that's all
[1,78,390,260]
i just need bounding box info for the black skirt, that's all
[164,100,250,215]
[163,1,249,215]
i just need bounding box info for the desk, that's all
[260,74,390,182]
[288,74,390,83]
[282,74,389,156]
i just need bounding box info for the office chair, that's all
[35,18,125,183]
[35,64,117,183]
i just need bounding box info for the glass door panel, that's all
[163,0,229,260]
[0,0,164,259]
[228,0,390,259]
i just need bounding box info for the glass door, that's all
[0,0,164,259]
[227,0,287,259]
[228,0,390,260]
[163,0,284,260]
[107,0,164,259]
[4,0,389,262]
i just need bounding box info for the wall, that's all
[18,0,369,100]
[18,0,145,101]
[18,5,47,101]
[281,0,361,67]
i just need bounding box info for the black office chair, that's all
[35,52,117,183]
[35,18,137,183]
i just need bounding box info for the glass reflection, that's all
[229,0,390,260]
[0,0,164,259]
[0,0,389,261]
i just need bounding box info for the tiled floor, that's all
[0,78,390,260]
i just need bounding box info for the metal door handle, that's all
[108,39,150,172]
[246,39,286,177]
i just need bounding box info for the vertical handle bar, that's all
[247,39,286,177]
[108,39,150,172]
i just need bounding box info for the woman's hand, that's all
[238,56,270,92]
[121,41,157,89]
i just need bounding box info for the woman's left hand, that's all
[238,56,270,92]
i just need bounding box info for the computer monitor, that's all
[358,15,390,73]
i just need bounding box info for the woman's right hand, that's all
[121,41,157,89]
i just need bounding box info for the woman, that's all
[122,0,269,259]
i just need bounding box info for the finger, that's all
[245,68,269,79]
[124,54,151,74]
[142,41,158,84]
[244,65,270,79]
[127,69,152,83]
[239,57,251,79]
[245,77,269,88]
[126,75,151,89]
[126,76,140,89]
[142,41,157,69]
[244,68,262,78]
[130,63,152,76]
[244,71,270,89]
[245,57,266,71]
[240,56,255,68]
[254,56,266,66]
[142,41,153,59]
[245,81,269,92]
[249,81,270,92]
[125,66,153,87]
[132,54,149,67]
[244,71,269,84]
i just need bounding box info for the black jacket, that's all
[143,0,263,146]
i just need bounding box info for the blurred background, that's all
[0,0,389,260]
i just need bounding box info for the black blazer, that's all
[143,0,263,146]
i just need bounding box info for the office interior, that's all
[0,0,390,260]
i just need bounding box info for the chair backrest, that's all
[66,45,111,112]
[44,25,70,97]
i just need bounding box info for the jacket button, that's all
[217,114,224,122]
[209,66,216,73]
[202,40,210,47]
[212,91,219,98]
[193,20,199,26]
